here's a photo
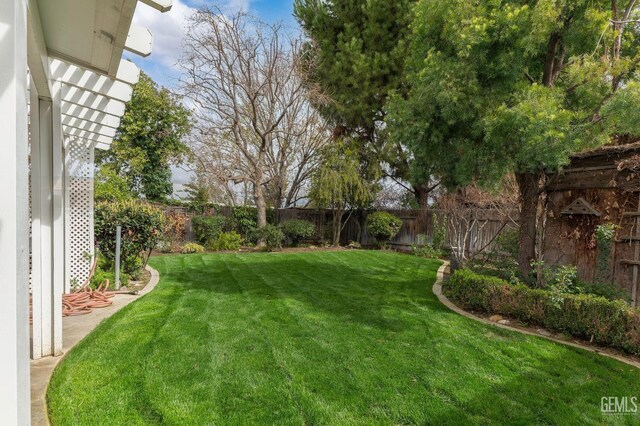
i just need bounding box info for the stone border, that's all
[31,265,160,426]
[432,262,640,370]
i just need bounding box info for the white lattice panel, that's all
[64,138,94,291]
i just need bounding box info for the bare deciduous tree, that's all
[437,178,519,269]
[181,8,329,226]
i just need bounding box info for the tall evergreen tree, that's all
[294,0,436,206]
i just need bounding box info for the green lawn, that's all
[48,251,640,425]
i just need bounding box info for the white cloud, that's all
[130,0,256,86]
[132,0,196,72]
[223,0,251,13]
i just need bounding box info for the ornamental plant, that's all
[208,232,244,251]
[94,200,165,277]
[445,269,640,356]
[191,215,226,245]
[281,220,315,246]
[249,224,285,251]
[366,212,403,244]
[229,206,276,237]
[181,242,205,254]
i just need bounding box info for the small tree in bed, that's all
[310,141,377,246]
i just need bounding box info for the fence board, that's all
[152,204,516,254]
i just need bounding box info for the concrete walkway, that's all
[432,262,640,370]
[30,266,160,426]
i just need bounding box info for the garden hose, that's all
[30,256,139,320]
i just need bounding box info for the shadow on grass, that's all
[146,252,640,424]
[48,251,640,425]
[152,251,444,333]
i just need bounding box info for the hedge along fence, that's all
[444,270,640,356]
[152,204,514,251]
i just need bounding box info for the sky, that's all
[124,0,299,195]
[125,0,298,89]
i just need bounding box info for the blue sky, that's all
[126,0,298,88]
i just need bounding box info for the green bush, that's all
[230,206,258,236]
[191,215,226,245]
[229,207,276,237]
[249,224,285,250]
[579,281,631,302]
[444,269,640,356]
[366,212,403,243]
[209,232,243,251]
[89,266,128,290]
[281,220,315,246]
[181,242,205,254]
[413,244,443,259]
[94,200,165,277]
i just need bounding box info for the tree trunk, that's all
[332,208,343,246]
[413,183,431,208]
[255,194,267,228]
[254,180,267,228]
[515,171,543,278]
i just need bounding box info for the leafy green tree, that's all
[389,0,640,275]
[97,72,191,201]
[310,141,378,245]
[94,166,133,202]
[294,0,436,206]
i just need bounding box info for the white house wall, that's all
[4,0,170,422]
[0,0,31,422]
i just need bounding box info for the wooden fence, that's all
[154,204,517,253]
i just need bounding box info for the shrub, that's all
[209,232,244,251]
[229,207,276,237]
[281,220,315,246]
[94,200,165,277]
[181,243,205,254]
[413,244,443,259]
[444,269,640,356]
[579,281,631,302]
[159,212,189,251]
[547,265,581,295]
[347,240,362,249]
[191,215,226,245]
[89,266,128,290]
[249,224,285,250]
[155,240,173,253]
[230,206,258,236]
[94,167,132,202]
[366,212,403,243]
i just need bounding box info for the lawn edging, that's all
[431,262,640,370]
